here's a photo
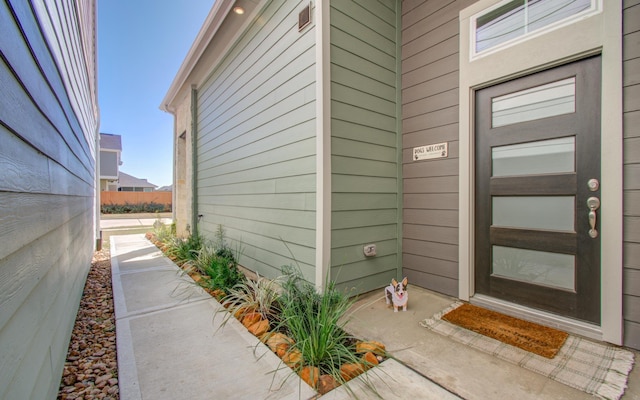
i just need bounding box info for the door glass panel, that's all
[493,196,574,231]
[492,136,575,177]
[475,0,593,54]
[492,246,575,290]
[492,77,575,127]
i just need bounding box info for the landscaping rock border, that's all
[145,231,387,395]
[57,249,118,400]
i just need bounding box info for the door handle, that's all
[587,197,600,238]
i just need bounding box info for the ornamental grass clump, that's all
[217,274,283,333]
[275,265,376,393]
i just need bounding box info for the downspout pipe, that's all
[95,118,101,250]
[191,86,198,236]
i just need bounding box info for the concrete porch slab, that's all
[345,286,640,400]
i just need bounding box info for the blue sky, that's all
[98,1,214,187]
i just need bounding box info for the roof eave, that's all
[160,0,236,113]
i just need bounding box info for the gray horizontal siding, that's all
[624,0,640,349]
[0,0,97,398]
[401,0,469,296]
[100,150,118,177]
[196,0,317,282]
[330,0,400,294]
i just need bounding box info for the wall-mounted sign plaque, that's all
[413,142,448,161]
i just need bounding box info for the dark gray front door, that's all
[475,56,601,324]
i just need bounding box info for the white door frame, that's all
[457,0,623,344]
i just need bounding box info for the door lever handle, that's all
[587,197,600,238]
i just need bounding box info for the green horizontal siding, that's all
[196,0,317,280]
[330,0,400,293]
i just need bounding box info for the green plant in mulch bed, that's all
[149,224,244,296]
[165,232,204,265]
[186,226,245,295]
[193,243,245,294]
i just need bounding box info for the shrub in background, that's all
[101,201,171,214]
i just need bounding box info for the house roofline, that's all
[160,0,235,113]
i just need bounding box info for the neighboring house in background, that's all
[0,1,98,398]
[157,184,173,192]
[118,171,158,192]
[99,133,122,191]
[99,134,158,192]
[161,0,640,350]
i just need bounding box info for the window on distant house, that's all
[471,0,599,58]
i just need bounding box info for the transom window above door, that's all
[471,0,601,58]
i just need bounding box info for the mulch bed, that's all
[57,249,119,400]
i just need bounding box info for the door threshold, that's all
[470,294,602,342]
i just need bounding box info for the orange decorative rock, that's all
[318,374,338,395]
[248,319,269,337]
[298,366,319,388]
[362,352,379,370]
[356,340,386,356]
[233,307,244,319]
[234,306,251,319]
[242,312,262,329]
[264,332,294,357]
[210,289,226,301]
[340,363,365,382]
[282,349,303,368]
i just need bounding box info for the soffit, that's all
[160,0,261,113]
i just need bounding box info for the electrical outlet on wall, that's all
[363,244,376,257]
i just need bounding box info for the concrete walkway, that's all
[110,234,460,400]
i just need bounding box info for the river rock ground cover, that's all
[58,249,118,400]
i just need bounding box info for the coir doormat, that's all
[421,302,635,400]
[441,303,567,358]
